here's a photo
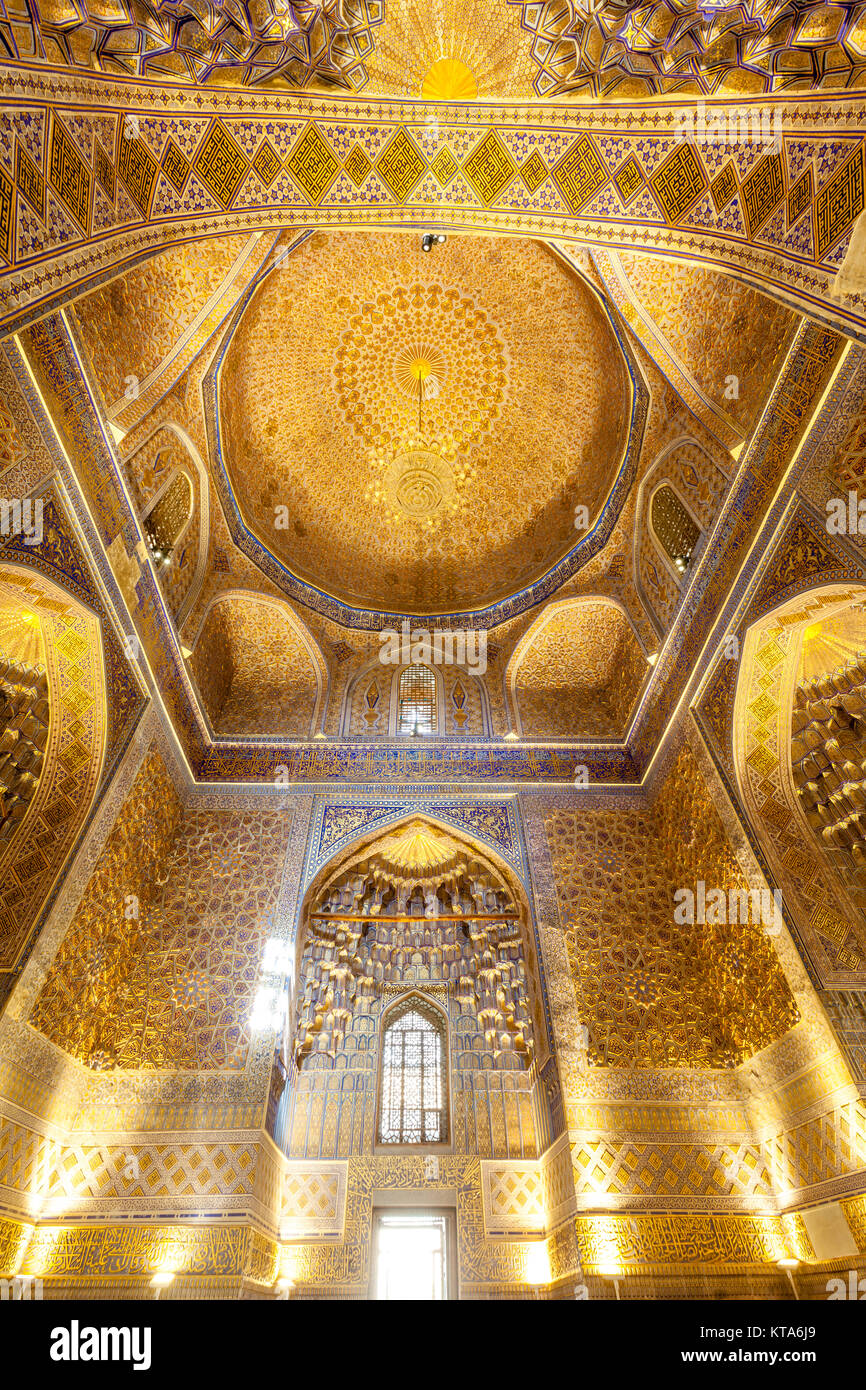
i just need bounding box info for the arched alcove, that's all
[188,592,326,738]
[507,597,648,739]
[280,814,557,1161]
[0,565,107,983]
[734,582,866,987]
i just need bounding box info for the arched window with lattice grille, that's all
[143,470,193,567]
[378,997,448,1145]
[396,664,438,735]
[650,484,701,579]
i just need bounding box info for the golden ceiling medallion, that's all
[333,284,506,452]
[393,342,447,400]
[384,449,457,521]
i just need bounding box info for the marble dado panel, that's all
[481,1132,575,1235]
[280,1159,347,1240]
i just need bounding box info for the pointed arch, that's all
[294,811,552,1070]
[393,662,442,736]
[142,467,193,556]
[649,482,702,576]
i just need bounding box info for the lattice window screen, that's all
[379,1004,447,1144]
[650,485,701,574]
[144,471,192,558]
[397,664,437,734]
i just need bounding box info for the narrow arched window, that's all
[650,484,701,577]
[379,1000,448,1144]
[397,664,437,735]
[143,471,192,567]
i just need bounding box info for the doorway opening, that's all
[373,1209,455,1300]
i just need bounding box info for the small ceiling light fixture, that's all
[504,730,519,741]
[421,232,447,252]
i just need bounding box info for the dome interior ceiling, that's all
[218,231,630,616]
